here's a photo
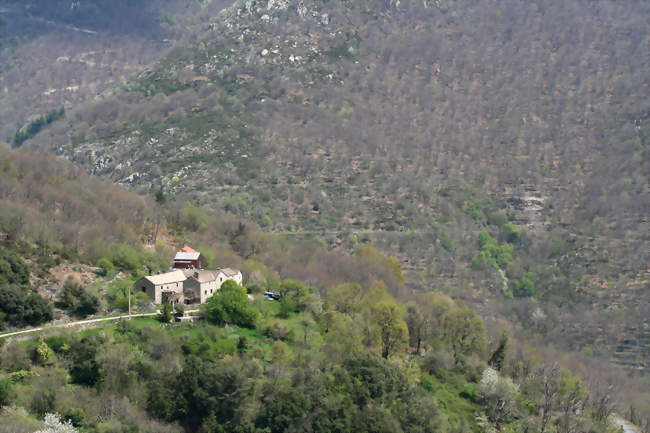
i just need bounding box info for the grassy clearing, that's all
[421,374,482,432]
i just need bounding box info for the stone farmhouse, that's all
[183,268,243,303]
[134,246,243,305]
[135,270,186,305]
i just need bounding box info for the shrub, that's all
[502,222,522,244]
[263,320,295,341]
[472,232,514,270]
[96,258,113,276]
[57,279,99,318]
[34,413,78,433]
[60,407,86,428]
[180,205,208,232]
[201,280,258,328]
[512,274,536,298]
[487,211,508,226]
[237,336,249,353]
[460,382,477,401]
[174,303,185,319]
[31,389,56,417]
[35,336,55,365]
[0,379,14,407]
[0,247,30,286]
[108,243,142,272]
[420,349,454,378]
[0,285,53,329]
[158,302,173,323]
[476,367,519,425]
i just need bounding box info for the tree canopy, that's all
[201,280,258,328]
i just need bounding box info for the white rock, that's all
[267,0,289,10]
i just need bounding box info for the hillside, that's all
[3,146,640,433]
[0,292,623,433]
[0,143,408,326]
[21,0,650,378]
[0,0,235,141]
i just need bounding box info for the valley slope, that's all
[22,0,649,374]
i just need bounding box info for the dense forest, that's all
[1,0,649,431]
[0,283,633,433]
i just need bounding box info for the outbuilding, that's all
[172,251,204,269]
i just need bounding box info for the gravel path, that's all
[0,310,200,339]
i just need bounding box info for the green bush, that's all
[502,222,522,244]
[0,379,14,407]
[460,382,477,401]
[180,204,209,232]
[487,211,508,226]
[45,335,71,353]
[0,285,53,329]
[201,280,258,328]
[108,243,142,272]
[263,320,295,341]
[472,232,514,270]
[0,247,30,286]
[96,258,114,276]
[512,274,536,298]
[60,407,87,428]
[57,279,100,318]
[158,302,173,323]
[278,280,312,318]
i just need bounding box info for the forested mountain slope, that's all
[24,0,649,375]
[1,145,648,432]
[0,148,643,432]
[0,0,234,140]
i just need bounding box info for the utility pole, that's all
[128,286,131,320]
